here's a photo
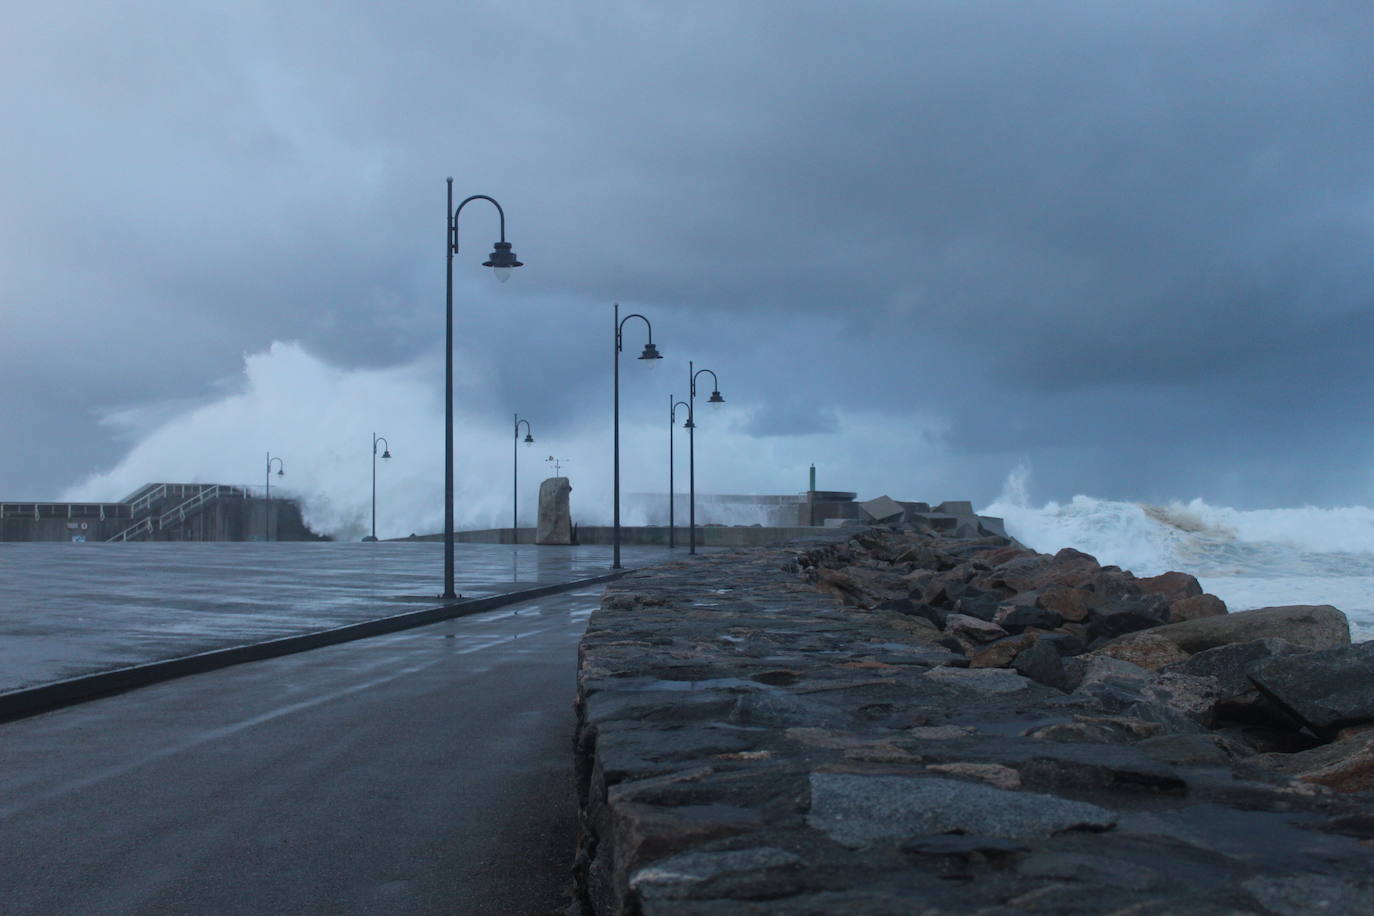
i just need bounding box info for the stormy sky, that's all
[4,0,1374,517]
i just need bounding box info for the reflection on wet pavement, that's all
[0,541,689,691]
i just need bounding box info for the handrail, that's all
[108,485,242,541]
[127,484,169,517]
[106,517,154,542]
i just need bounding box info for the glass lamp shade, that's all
[484,241,522,283]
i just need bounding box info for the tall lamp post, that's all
[367,433,391,542]
[613,302,662,569]
[688,361,725,555]
[264,453,284,542]
[513,414,534,536]
[669,395,691,548]
[444,178,522,600]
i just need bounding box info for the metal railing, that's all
[106,485,248,542]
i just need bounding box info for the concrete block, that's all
[934,501,975,517]
[978,516,1008,538]
[859,495,904,523]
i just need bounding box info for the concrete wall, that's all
[444,525,837,548]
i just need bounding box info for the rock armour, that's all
[573,528,1374,914]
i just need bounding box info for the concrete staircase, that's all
[107,484,249,542]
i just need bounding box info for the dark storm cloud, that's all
[4,0,1373,507]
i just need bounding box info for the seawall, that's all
[572,528,1374,913]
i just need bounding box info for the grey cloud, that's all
[4,1,1374,508]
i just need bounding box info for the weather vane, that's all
[545,455,570,476]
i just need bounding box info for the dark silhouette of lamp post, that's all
[669,395,691,548]
[688,361,725,555]
[613,302,662,569]
[444,178,522,600]
[367,433,391,542]
[264,453,284,542]
[513,414,534,537]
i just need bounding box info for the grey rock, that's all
[923,666,1033,693]
[1248,641,1374,736]
[1175,638,1305,701]
[1242,873,1374,916]
[535,476,573,544]
[1017,852,1160,891]
[807,773,1117,846]
[1001,605,1064,632]
[1012,638,1072,691]
[1086,594,1171,641]
[630,847,803,901]
[1136,733,1252,766]
[900,833,1026,858]
[1146,605,1351,653]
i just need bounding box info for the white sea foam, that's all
[982,463,1374,639]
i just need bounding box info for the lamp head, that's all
[276,468,284,477]
[707,390,725,408]
[638,342,662,366]
[683,416,695,429]
[483,241,523,283]
[523,433,534,446]
[381,449,391,460]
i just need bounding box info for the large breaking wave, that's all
[982,464,1374,637]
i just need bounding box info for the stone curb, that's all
[0,570,631,724]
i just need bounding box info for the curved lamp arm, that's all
[616,312,657,352]
[691,367,720,398]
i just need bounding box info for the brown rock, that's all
[982,546,1039,568]
[970,633,1036,668]
[1136,571,1204,602]
[1263,737,1374,793]
[926,762,1022,789]
[1037,586,1091,622]
[945,614,1009,645]
[1168,593,1228,623]
[1144,605,1350,653]
[1031,548,1102,589]
[1086,633,1190,671]
[983,554,1053,591]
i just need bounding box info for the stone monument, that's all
[536,477,573,545]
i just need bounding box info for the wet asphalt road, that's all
[0,587,602,915]
[0,541,681,691]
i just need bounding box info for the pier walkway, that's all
[0,585,603,914]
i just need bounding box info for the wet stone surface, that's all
[573,529,1374,915]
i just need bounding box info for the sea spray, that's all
[61,342,946,540]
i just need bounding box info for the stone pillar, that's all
[536,477,573,545]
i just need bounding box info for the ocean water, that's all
[982,478,1374,641]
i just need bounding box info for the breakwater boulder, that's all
[573,527,1374,914]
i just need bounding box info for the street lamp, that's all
[264,453,284,542]
[513,414,534,536]
[669,395,691,548]
[444,178,522,600]
[688,361,725,555]
[366,433,391,542]
[613,302,662,569]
